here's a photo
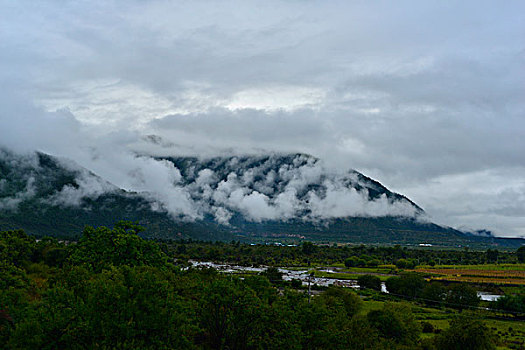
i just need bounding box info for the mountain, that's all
[0,148,523,248]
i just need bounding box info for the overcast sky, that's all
[1,1,524,237]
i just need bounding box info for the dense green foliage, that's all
[495,294,525,313]
[386,273,426,299]
[445,284,481,310]
[69,221,168,272]
[162,240,522,267]
[433,315,496,350]
[385,273,480,310]
[367,303,420,345]
[358,274,382,291]
[517,246,525,263]
[0,224,516,349]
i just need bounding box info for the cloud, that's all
[1,1,524,236]
[157,154,420,223]
[0,177,36,211]
[47,170,117,207]
[308,183,417,219]
[0,150,39,210]
[0,147,420,224]
[401,169,525,237]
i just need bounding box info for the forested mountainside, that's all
[0,148,522,248]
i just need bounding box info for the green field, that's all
[357,298,525,349]
[312,269,392,281]
[428,264,525,271]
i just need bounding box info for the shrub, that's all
[260,266,283,284]
[421,321,434,333]
[290,278,303,289]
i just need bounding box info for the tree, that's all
[357,274,381,291]
[69,221,168,272]
[198,278,263,349]
[385,273,425,298]
[495,294,525,313]
[517,245,525,263]
[10,265,196,349]
[0,262,33,345]
[356,258,367,267]
[301,241,316,255]
[344,256,358,268]
[367,302,420,345]
[486,249,499,263]
[366,259,380,267]
[42,247,68,267]
[395,258,415,269]
[434,315,496,350]
[290,278,303,289]
[260,266,283,285]
[243,275,278,305]
[421,321,434,333]
[421,282,447,306]
[0,230,35,267]
[297,288,370,349]
[317,286,362,317]
[446,284,480,310]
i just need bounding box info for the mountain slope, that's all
[0,148,522,248]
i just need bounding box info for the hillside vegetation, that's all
[2,223,524,349]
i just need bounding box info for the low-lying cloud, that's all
[0,148,420,225]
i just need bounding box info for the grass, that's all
[413,304,525,348]
[487,318,525,349]
[359,299,385,315]
[500,286,525,295]
[282,266,310,271]
[360,294,525,348]
[339,266,395,274]
[312,270,391,281]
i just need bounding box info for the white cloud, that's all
[400,169,525,237]
[226,85,326,111]
[0,177,36,211]
[48,172,116,207]
[1,0,524,236]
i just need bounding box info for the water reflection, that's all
[189,260,385,289]
[477,292,501,301]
